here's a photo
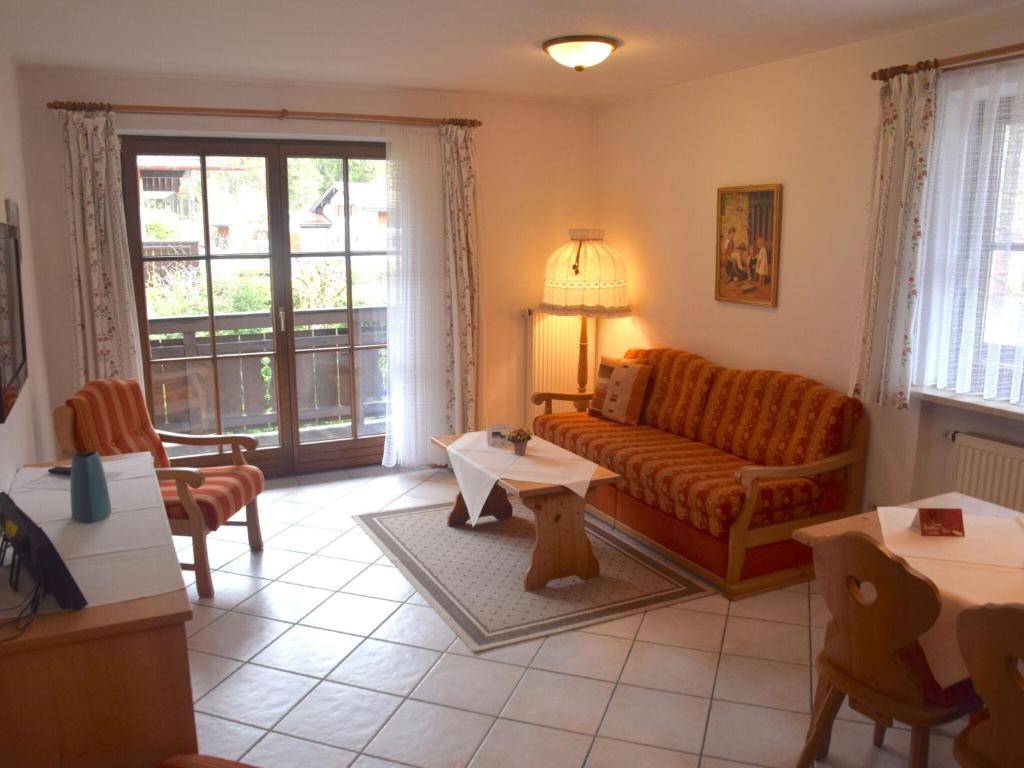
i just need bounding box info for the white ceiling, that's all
[5,0,1014,103]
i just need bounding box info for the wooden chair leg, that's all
[873,722,886,747]
[910,725,930,768]
[797,680,845,768]
[192,524,214,599]
[246,499,263,551]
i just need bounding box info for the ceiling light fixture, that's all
[543,35,620,71]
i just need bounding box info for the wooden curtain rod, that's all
[44,101,482,128]
[870,41,1024,81]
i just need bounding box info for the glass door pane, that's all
[287,155,389,446]
[132,152,279,457]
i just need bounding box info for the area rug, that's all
[355,499,712,651]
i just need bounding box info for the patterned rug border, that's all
[355,502,713,652]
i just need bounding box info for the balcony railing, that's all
[147,306,387,443]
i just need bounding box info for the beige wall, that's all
[593,4,1024,506]
[0,41,52,489]
[16,66,597,436]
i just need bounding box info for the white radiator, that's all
[523,309,596,423]
[952,432,1024,511]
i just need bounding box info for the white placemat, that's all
[447,432,599,525]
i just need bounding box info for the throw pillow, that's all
[589,356,653,425]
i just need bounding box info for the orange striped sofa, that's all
[533,348,868,598]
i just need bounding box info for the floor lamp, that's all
[539,229,630,403]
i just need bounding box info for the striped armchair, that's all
[53,378,264,598]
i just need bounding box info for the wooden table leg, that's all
[447,484,513,527]
[521,488,599,590]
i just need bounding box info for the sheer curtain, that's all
[915,60,1024,405]
[60,109,141,384]
[382,125,448,466]
[850,71,937,408]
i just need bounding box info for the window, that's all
[916,61,1024,406]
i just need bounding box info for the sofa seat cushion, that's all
[535,412,824,539]
[161,464,264,531]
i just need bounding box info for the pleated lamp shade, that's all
[539,229,630,318]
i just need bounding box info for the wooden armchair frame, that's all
[531,391,869,597]
[53,405,263,598]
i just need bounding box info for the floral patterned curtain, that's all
[440,124,481,432]
[850,71,937,408]
[60,109,141,384]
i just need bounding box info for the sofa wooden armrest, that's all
[733,449,860,490]
[156,430,257,465]
[531,391,594,415]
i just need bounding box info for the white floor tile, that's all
[320,529,385,562]
[714,654,811,713]
[220,547,309,580]
[809,593,831,628]
[301,507,362,531]
[196,664,317,728]
[186,604,225,636]
[343,564,415,601]
[280,555,368,590]
[587,737,699,767]
[188,651,242,701]
[253,625,362,677]
[235,580,334,623]
[328,638,441,695]
[447,636,543,666]
[243,732,357,768]
[265,524,342,554]
[580,613,643,639]
[178,539,250,570]
[371,603,457,651]
[721,616,810,665]
[816,718,959,768]
[412,653,524,715]
[351,757,408,768]
[195,712,265,761]
[188,611,291,660]
[531,631,631,682]
[703,700,809,768]
[366,699,494,768]
[729,589,809,626]
[501,668,614,734]
[302,592,402,636]
[598,684,709,753]
[620,641,719,698]
[276,681,403,751]
[636,607,727,652]
[675,593,730,616]
[470,719,593,768]
[187,571,271,610]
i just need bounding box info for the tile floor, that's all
[183,466,964,768]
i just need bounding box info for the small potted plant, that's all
[504,428,532,457]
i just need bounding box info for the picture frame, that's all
[715,184,782,307]
[1,199,28,423]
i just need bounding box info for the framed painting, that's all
[715,184,782,307]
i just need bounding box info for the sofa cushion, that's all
[623,348,722,440]
[698,369,862,466]
[68,378,170,467]
[589,356,653,425]
[536,412,824,539]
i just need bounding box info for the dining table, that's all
[793,491,1024,688]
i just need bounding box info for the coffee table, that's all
[432,434,621,591]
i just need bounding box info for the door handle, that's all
[278,308,286,333]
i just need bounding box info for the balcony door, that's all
[121,137,388,476]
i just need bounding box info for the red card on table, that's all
[917,508,965,537]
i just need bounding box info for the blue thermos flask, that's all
[71,452,111,523]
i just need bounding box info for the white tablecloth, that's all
[880,493,1024,687]
[446,432,599,525]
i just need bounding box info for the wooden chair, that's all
[798,532,981,768]
[53,378,264,598]
[954,604,1024,768]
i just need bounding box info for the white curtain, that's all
[850,71,937,408]
[915,60,1024,405]
[60,110,141,384]
[382,125,448,466]
[441,124,482,433]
